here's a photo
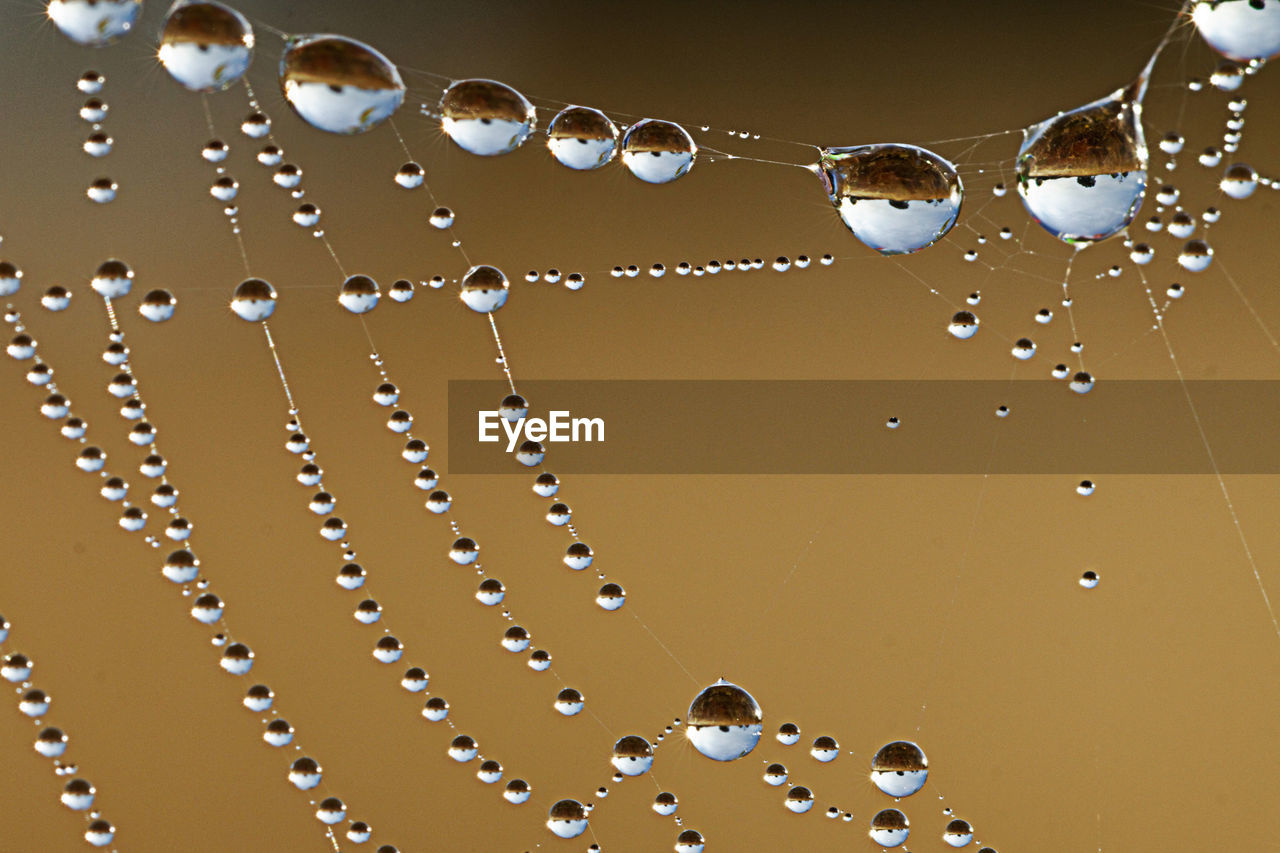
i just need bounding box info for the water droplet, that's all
[210,175,238,201]
[231,278,277,321]
[87,178,117,204]
[621,119,696,183]
[1017,75,1148,243]
[1210,59,1245,91]
[138,289,176,322]
[653,792,679,816]
[372,635,403,663]
[1221,162,1258,198]
[817,144,963,254]
[547,105,618,170]
[1193,1,1280,60]
[1080,570,1100,589]
[943,818,975,847]
[554,687,585,716]
[763,762,788,786]
[281,35,405,134]
[48,0,140,46]
[288,757,322,790]
[1069,371,1095,394]
[1167,282,1185,299]
[501,625,531,652]
[596,582,625,611]
[948,311,979,340]
[810,735,840,762]
[1167,211,1195,238]
[1177,239,1214,272]
[459,265,509,313]
[870,741,928,797]
[429,207,455,229]
[686,680,762,761]
[870,808,910,848]
[675,829,706,853]
[158,2,254,92]
[776,722,801,745]
[528,649,552,671]
[256,144,282,165]
[83,131,113,157]
[219,642,254,675]
[546,799,589,838]
[339,274,380,314]
[77,71,104,94]
[784,786,815,813]
[440,79,536,156]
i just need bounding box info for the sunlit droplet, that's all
[547,105,618,170]
[817,144,963,253]
[158,2,254,92]
[48,0,140,46]
[621,119,696,184]
[440,79,536,156]
[281,35,405,134]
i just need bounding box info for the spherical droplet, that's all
[440,79,536,156]
[339,274,380,314]
[448,734,479,762]
[87,177,117,203]
[686,679,763,761]
[1221,162,1258,199]
[281,35,405,134]
[595,582,625,611]
[948,311,979,340]
[504,778,532,804]
[870,741,928,797]
[1080,570,1100,589]
[158,2,254,92]
[139,289,176,322]
[943,818,975,848]
[653,792,679,816]
[428,207,455,229]
[554,687,585,716]
[675,829,705,853]
[810,735,839,762]
[546,799,589,838]
[784,785,814,813]
[763,762,788,786]
[47,0,140,46]
[611,735,654,776]
[395,161,424,188]
[870,808,910,848]
[459,265,509,313]
[817,144,963,254]
[547,105,618,170]
[621,119,696,183]
[288,757,322,790]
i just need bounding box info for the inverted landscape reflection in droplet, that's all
[158,2,254,93]
[47,0,141,47]
[280,35,405,134]
[686,679,763,761]
[870,740,929,797]
[621,119,697,184]
[439,79,536,156]
[1192,0,1280,61]
[1016,71,1149,244]
[816,143,963,254]
[547,106,619,170]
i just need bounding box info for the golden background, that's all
[1,1,1278,851]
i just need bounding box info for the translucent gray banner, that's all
[446,380,1280,474]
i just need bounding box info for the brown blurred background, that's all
[2,1,1279,851]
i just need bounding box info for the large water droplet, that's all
[1017,75,1148,243]
[47,0,140,46]
[1193,0,1280,61]
[621,119,696,184]
[231,278,277,321]
[158,2,254,92]
[686,679,763,761]
[439,79,536,156]
[870,741,928,797]
[817,144,963,254]
[280,35,405,134]
[547,106,619,170]
[338,274,380,314]
[91,259,133,298]
[546,799,588,839]
[459,265,509,313]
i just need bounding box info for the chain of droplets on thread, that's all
[14,0,1280,850]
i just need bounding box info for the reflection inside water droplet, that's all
[817,144,963,254]
[280,35,405,134]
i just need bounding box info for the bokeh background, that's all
[2,1,1279,851]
